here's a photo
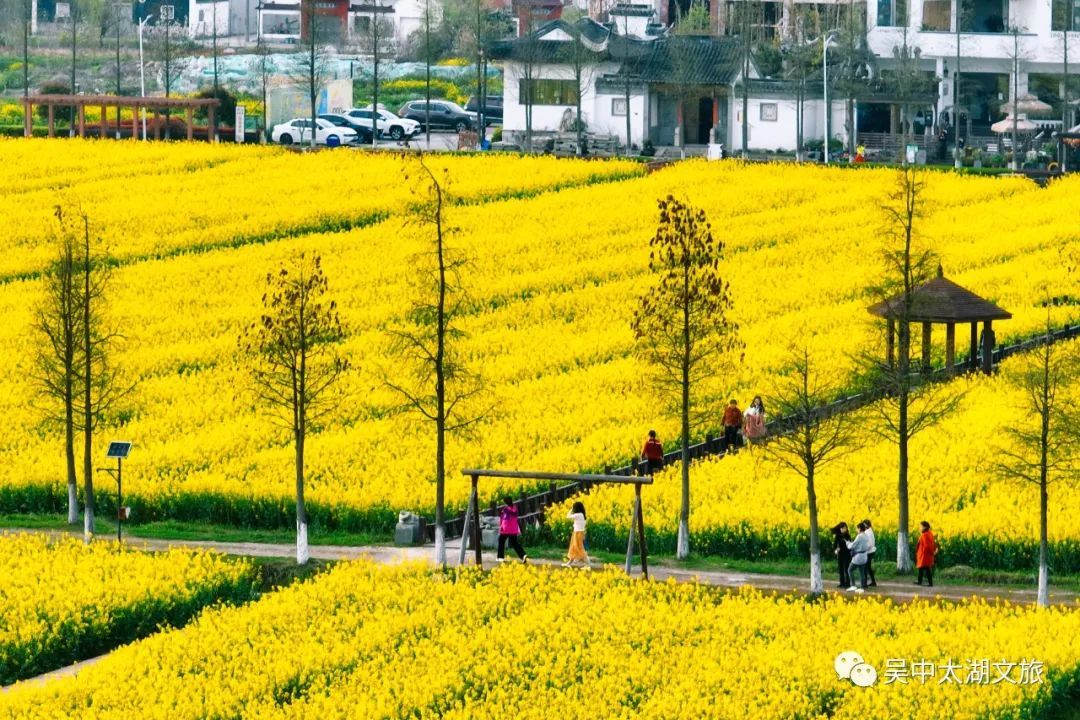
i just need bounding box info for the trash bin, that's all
[394,511,426,546]
[480,516,500,549]
[326,134,341,149]
[480,139,491,151]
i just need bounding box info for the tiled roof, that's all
[868,274,1012,323]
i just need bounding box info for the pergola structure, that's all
[22,95,220,142]
[459,469,653,577]
[868,268,1012,376]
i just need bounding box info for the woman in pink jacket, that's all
[497,496,527,562]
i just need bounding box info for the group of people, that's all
[639,396,767,470]
[495,496,592,569]
[831,519,939,591]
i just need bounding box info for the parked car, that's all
[318,113,375,144]
[271,118,357,146]
[396,100,478,132]
[464,95,503,126]
[344,108,420,140]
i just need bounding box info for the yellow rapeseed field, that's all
[0,142,1076,551]
[0,533,256,684]
[1,561,1077,719]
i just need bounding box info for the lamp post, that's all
[101,441,132,542]
[823,30,838,164]
[137,0,150,140]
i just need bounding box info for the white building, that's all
[256,0,423,48]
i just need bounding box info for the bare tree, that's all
[863,166,962,572]
[294,0,331,148]
[631,196,742,560]
[387,156,487,567]
[883,26,933,163]
[784,28,818,161]
[763,346,861,594]
[560,9,599,153]
[32,219,82,526]
[153,18,187,139]
[69,0,78,137]
[253,34,273,143]
[519,13,541,153]
[990,311,1079,607]
[22,0,32,98]
[240,254,350,564]
[210,1,221,142]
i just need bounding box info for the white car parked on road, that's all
[271,118,357,146]
[344,108,420,141]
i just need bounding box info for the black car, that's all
[464,95,503,126]
[318,113,374,144]
[397,100,477,132]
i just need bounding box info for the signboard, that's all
[905,144,917,165]
[160,4,174,21]
[235,105,246,143]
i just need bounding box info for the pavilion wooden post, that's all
[186,108,194,140]
[23,99,32,137]
[154,109,162,140]
[921,321,932,372]
[970,322,979,369]
[208,106,217,143]
[100,103,108,138]
[945,322,956,376]
[133,106,140,141]
[47,105,56,138]
[77,105,86,138]
[981,320,993,375]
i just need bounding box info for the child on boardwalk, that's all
[563,501,590,568]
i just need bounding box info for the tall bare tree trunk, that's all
[807,463,823,593]
[81,223,95,541]
[295,413,309,564]
[434,183,448,568]
[677,279,691,560]
[896,329,912,572]
[66,403,78,524]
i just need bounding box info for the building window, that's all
[759,103,778,121]
[519,79,581,106]
[263,12,300,35]
[1051,0,1080,30]
[877,0,908,27]
[922,0,950,30]
[612,98,628,116]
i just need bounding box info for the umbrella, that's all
[991,115,1037,133]
[999,93,1053,116]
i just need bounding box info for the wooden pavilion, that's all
[22,94,220,142]
[868,267,1012,376]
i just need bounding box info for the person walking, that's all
[743,396,766,444]
[563,501,590,568]
[846,522,871,592]
[641,430,665,474]
[831,522,852,588]
[862,518,877,587]
[722,399,743,454]
[497,496,527,563]
[915,521,938,587]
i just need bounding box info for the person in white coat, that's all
[846,522,871,592]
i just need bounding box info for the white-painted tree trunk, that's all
[83,507,93,543]
[297,519,309,565]
[809,551,823,595]
[68,485,79,525]
[434,524,446,568]
[1037,561,1049,608]
[676,519,689,560]
[896,530,912,572]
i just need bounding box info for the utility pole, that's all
[114,3,122,138]
[953,0,962,167]
[70,0,78,137]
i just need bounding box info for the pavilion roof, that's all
[867,272,1012,323]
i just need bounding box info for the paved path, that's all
[4,530,1076,693]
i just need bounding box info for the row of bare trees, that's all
[630,166,1077,605]
[33,204,126,540]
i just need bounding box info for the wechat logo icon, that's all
[835,651,878,688]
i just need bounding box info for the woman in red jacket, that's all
[915,521,938,587]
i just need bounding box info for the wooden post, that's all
[921,321,932,372]
[471,474,482,568]
[154,109,161,140]
[635,483,649,580]
[945,322,956,376]
[23,99,32,137]
[208,106,216,143]
[132,106,139,141]
[47,104,55,138]
[457,488,474,567]
[625,499,636,575]
[970,322,979,369]
[886,319,896,366]
[186,108,194,140]
[77,105,86,138]
[981,320,993,375]
[100,104,107,138]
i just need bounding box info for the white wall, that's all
[729,96,849,152]
[189,0,231,37]
[591,90,648,146]
[503,61,632,138]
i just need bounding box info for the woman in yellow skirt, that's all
[563,501,590,568]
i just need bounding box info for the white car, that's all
[344,108,420,141]
[271,118,357,146]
